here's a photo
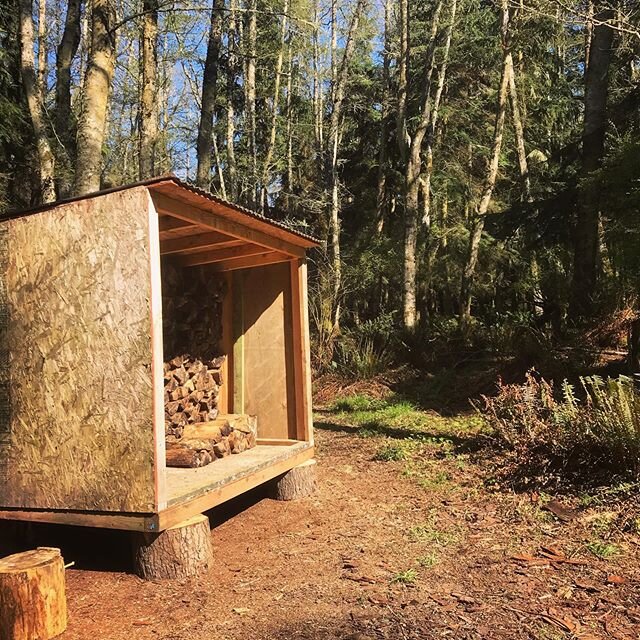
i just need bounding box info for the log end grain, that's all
[0,547,67,640]
[269,459,318,501]
[131,514,213,580]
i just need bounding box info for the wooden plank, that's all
[218,272,234,414]
[240,263,296,439]
[158,444,314,530]
[0,187,157,513]
[289,259,314,443]
[151,193,305,258]
[148,192,167,511]
[0,508,157,532]
[232,271,245,414]
[256,438,301,446]
[178,243,273,267]
[158,216,198,233]
[159,231,240,255]
[209,251,290,272]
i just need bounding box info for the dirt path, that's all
[58,411,639,639]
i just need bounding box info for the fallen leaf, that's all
[575,578,600,592]
[232,607,251,615]
[451,592,476,604]
[606,575,626,585]
[543,500,576,522]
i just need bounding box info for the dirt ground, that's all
[7,403,640,639]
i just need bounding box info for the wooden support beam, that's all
[209,251,290,272]
[158,216,198,234]
[177,243,273,267]
[151,193,305,258]
[160,232,242,255]
[289,259,313,442]
[157,445,314,531]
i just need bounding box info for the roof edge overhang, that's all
[1,175,320,249]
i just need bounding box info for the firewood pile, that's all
[162,260,258,468]
[164,354,224,440]
[166,414,258,468]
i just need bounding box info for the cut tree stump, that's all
[0,547,67,640]
[131,514,213,580]
[269,459,318,501]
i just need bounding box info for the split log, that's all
[269,459,318,501]
[132,514,213,580]
[0,547,67,640]
[165,447,212,468]
[213,439,231,458]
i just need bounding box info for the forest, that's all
[2,0,639,374]
[1,2,640,637]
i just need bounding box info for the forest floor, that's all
[16,378,640,639]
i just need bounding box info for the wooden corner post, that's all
[289,258,313,443]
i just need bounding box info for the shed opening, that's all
[156,207,311,516]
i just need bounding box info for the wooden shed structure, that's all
[0,177,318,533]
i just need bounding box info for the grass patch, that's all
[417,552,439,568]
[390,568,418,584]
[409,518,458,547]
[586,539,620,559]
[374,441,414,461]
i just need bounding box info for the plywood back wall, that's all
[0,187,157,512]
[236,262,296,439]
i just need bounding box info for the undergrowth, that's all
[479,370,640,486]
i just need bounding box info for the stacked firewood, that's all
[161,259,225,360]
[166,415,258,468]
[164,354,224,440]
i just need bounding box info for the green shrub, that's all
[480,370,640,480]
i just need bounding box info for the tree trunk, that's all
[245,0,257,206]
[20,0,56,203]
[401,0,444,329]
[37,0,46,93]
[570,5,614,317]
[460,0,511,326]
[195,0,222,188]
[326,0,368,331]
[422,0,456,227]
[269,459,318,500]
[132,514,213,580]
[73,0,116,195]
[260,0,289,211]
[54,0,81,197]
[507,60,531,200]
[0,547,67,640]
[375,0,391,234]
[226,0,238,201]
[139,0,158,179]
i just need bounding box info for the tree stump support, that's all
[131,513,213,580]
[269,458,318,501]
[0,547,67,640]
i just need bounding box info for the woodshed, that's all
[0,176,318,533]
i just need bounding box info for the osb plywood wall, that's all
[0,187,156,512]
[238,262,296,439]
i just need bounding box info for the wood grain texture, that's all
[0,547,67,640]
[0,187,156,512]
[238,262,296,439]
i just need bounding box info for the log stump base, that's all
[269,459,318,501]
[0,547,67,640]
[132,514,213,580]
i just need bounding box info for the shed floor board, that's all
[165,441,311,507]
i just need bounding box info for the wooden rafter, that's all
[158,216,197,233]
[160,231,242,255]
[178,243,275,267]
[151,193,305,258]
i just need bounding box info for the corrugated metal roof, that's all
[1,175,321,247]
